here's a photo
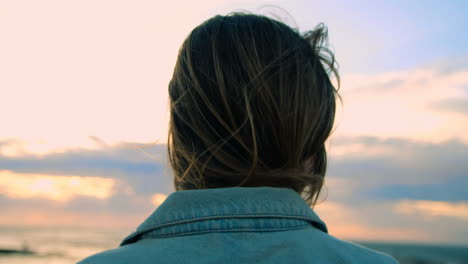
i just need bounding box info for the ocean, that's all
[0,225,467,264]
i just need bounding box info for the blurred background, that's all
[1,0,467,263]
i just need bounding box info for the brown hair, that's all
[167,11,340,207]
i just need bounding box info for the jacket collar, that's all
[121,186,328,246]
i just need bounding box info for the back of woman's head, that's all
[167,11,340,207]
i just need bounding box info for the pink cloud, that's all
[394,199,468,220]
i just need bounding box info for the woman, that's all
[78,11,398,264]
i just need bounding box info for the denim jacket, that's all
[77,186,399,264]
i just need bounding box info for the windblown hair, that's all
[167,11,341,207]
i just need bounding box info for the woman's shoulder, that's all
[76,227,400,264]
[317,232,400,264]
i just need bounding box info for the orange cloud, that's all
[328,223,430,242]
[0,170,115,202]
[0,207,144,228]
[314,201,430,242]
[394,199,468,220]
[151,193,168,207]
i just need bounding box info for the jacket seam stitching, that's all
[121,214,326,245]
[142,223,313,239]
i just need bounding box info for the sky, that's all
[1,0,468,245]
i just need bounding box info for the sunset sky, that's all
[1,0,467,245]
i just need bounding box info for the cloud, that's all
[0,207,146,228]
[0,139,174,195]
[314,201,435,243]
[0,134,466,244]
[314,199,468,245]
[334,58,468,143]
[0,170,115,202]
[364,182,468,202]
[394,200,468,220]
[151,193,168,207]
[2,134,467,206]
[315,135,468,244]
[430,98,468,115]
[424,56,468,75]
[327,136,468,200]
[0,118,467,244]
[0,140,173,227]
